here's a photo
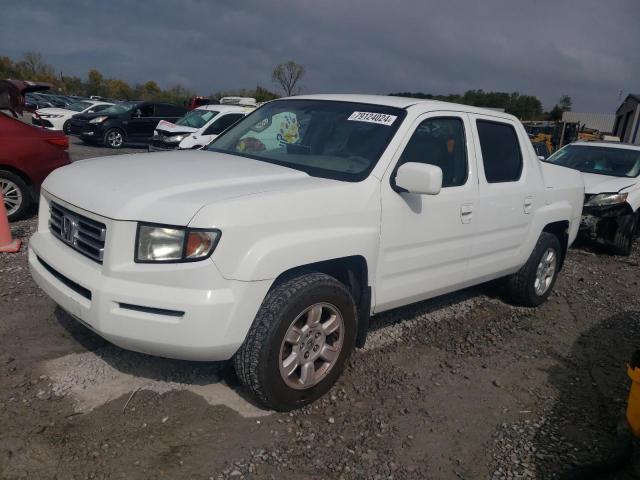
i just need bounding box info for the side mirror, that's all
[537,155,546,161]
[394,162,442,195]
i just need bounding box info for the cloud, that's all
[1,0,637,111]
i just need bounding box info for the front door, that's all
[376,112,479,311]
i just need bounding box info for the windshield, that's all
[99,102,137,115]
[176,109,219,129]
[67,101,92,112]
[545,144,640,178]
[207,99,405,181]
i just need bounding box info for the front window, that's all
[207,100,406,181]
[545,144,640,178]
[176,109,220,129]
[67,101,92,112]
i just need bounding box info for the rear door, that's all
[466,115,536,282]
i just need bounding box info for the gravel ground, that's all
[2,141,640,478]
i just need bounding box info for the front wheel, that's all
[505,232,561,307]
[234,273,357,411]
[611,213,637,256]
[104,128,124,148]
[62,120,71,135]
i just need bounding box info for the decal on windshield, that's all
[347,111,397,126]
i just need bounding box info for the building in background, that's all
[561,111,616,135]
[614,94,640,145]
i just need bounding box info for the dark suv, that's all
[69,101,187,148]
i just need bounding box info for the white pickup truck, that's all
[28,95,584,410]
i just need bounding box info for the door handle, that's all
[524,196,533,214]
[460,204,474,224]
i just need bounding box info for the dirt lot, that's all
[2,140,640,479]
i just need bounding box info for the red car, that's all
[1,80,71,221]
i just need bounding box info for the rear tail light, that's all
[44,137,69,150]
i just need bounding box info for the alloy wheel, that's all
[0,178,22,217]
[534,248,556,296]
[279,303,344,390]
[107,131,123,147]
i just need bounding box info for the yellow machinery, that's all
[627,351,640,437]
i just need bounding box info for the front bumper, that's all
[32,116,55,129]
[579,203,633,242]
[28,196,271,361]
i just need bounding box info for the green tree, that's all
[272,61,305,96]
[548,105,564,121]
[86,69,105,96]
[140,80,161,100]
[558,95,572,112]
[104,78,132,100]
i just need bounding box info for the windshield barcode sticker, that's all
[347,111,397,126]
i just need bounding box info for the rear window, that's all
[476,120,523,183]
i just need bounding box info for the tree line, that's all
[2,52,572,118]
[0,52,282,104]
[389,90,572,121]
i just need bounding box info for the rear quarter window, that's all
[476,120,523,183]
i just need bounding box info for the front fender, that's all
[215,226,380,282]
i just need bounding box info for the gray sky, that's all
[1,0,638,112]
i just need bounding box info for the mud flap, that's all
[355,287,371,348]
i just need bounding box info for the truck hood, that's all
[581,172,638,194]
[42,151,321,225]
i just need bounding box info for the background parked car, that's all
[149,104,251,151]
[69,101,188,148]
[33,100,113,133]
[544,141,640,255]
[24,92,54,112]
[0,89,71,221]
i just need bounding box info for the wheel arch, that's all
[0,165,36,202]
[103,125,127,144]
[270,255,371,348]
[542,220,569,270]
[0,165,33,187]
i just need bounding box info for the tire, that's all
[62,120,71,135]
[234,272,357,411]
[505,232,562,307]
[104,128,125,149]
[0,170,32,222]
[611,213,637,256]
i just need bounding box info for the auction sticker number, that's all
[348,111,397,126]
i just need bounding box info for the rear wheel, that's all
[104,128,124,148]
[612,213,637,256]
[234,273,357,411]
[505,232,561,307]
[0,170,31,222]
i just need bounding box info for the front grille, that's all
[49,202,106,263]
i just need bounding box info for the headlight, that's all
[584,193,628,207]
[166,134,187,143]
[135,224,220,263]
[40,114,64,118]
[89,116,108,124]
